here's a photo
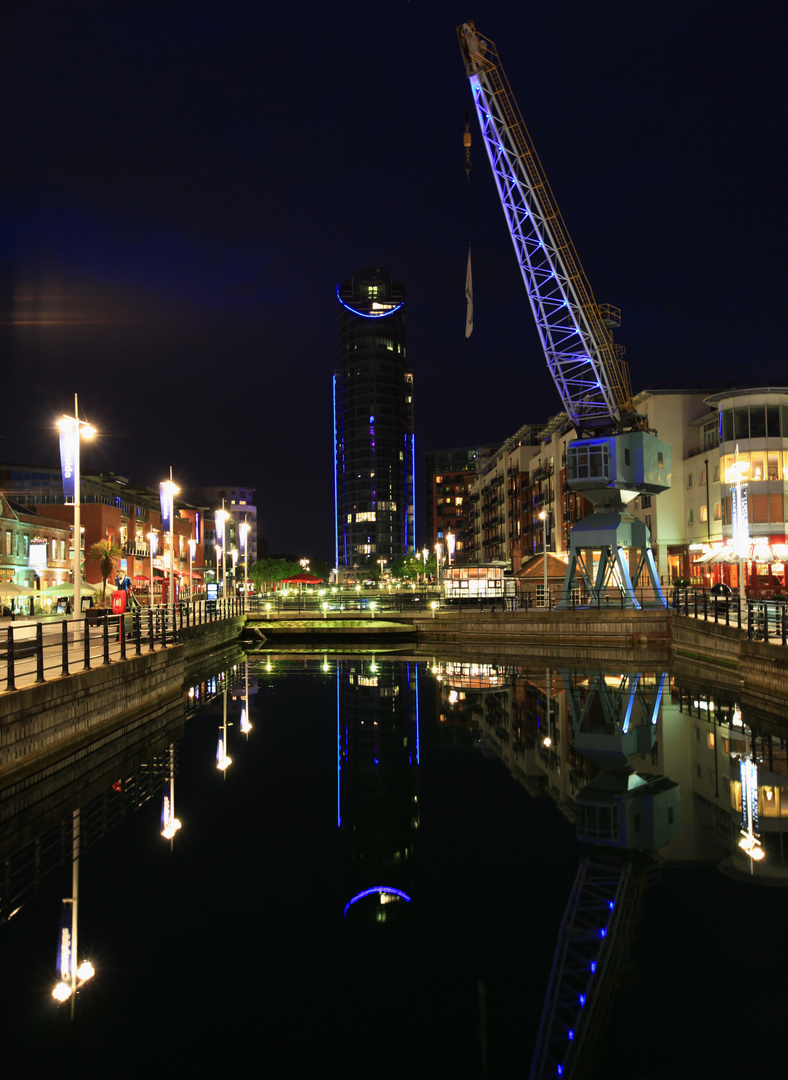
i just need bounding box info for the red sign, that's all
[112,591,127,614]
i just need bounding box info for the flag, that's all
[465,247,473,338]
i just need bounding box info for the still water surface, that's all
[1,653,786,1078]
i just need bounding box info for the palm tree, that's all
[88,539,123,602]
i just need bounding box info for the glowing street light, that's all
[57,395,95,616]
[726,446,751,607]
[539,510,548,607]
[214,506,230,598]
[160,470,180,608]
[239,519,250,599]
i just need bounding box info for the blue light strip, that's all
[343,885,412,918]
[336,665,341,828]
[336,285,404,319]
[410,432,416,551]
[414,661,420,765]
[333,375,339,570]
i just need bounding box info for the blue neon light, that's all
[343,886,412,918]
[579,994,586,1006]
[599,928,607,938]
[333,375,339,570]
[590,961,596,973]
[336,285,404,319]
[336,667,341,828]
[568,1030,575,1041]
[410,432,416,551]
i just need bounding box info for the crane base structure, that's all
[557,513,665,610]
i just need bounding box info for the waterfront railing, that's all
[1,596,246,693]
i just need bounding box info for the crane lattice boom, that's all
[457,22,635,433]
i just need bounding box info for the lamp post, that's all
[435,542,443,592]
[446,531,455,565]
[57,395,95,617]
[239,519,250,600]
[215,506,230,599]
[539,510,548,607]
[231,548,239,596]
[188,538,197,601]
[147,531,158,606]
[160,470,179,608]
[726,447,750,610]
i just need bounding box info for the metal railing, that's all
[670,586,788,645]
[1,596,246,693]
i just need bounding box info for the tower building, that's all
[334,268,414,578]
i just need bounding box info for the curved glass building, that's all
[333,268,414,578]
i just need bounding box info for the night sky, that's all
[2,2,784,557]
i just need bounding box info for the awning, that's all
[693,543,788,565]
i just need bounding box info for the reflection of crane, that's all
[529,670,679,1077]
[457,23,671,609]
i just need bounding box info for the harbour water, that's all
[1,650,785,1078]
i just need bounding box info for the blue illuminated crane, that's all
[457,23,671,608]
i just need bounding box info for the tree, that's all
[248,557,301,592]
[88,539,123,601]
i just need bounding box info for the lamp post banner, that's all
[59,428,76,499]
[160,483,172,531]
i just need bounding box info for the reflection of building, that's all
[337,658,419,924]
[334,268,414,579]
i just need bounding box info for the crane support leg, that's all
[557,513,666,609]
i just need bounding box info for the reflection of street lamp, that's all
[161,743,182,844]
[538,510,548,607]
[216,682,232,773]
[52,809,95,1006]
[147,531,158,606]
[57,395,95,616]
[240,659,252,735]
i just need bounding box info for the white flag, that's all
[465,246,473,338]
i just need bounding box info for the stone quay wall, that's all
[0,616,245,777]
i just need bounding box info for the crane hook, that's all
[464,107,472,181]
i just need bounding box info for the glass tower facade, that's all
[334,268,414,575]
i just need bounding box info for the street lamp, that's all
[446,531,455,565]
[435,542,443,592]
[147,531,158,606]
[160,470,179,609]
[188,538,197,601]
[215,507,230,598]
[239,520,250,599]
[726,447,750,609]
[57,395,95,616]
[538,510,548,607]
[231,548,239,596]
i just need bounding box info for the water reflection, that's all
[337,658,420,925]
[1,650,787,1076]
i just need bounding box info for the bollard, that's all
[36,622,46,683]
[61,619,70,676]
[6,627,16,691]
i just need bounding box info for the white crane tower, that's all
[457,22,671,609]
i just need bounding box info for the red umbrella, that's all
[281,574,324,584]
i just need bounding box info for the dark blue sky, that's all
[2,1,784,556]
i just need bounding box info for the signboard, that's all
[28,541,48,569]
[111,591,127,614]
[206,582,218,601]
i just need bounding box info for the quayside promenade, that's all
[1,600,244,775]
